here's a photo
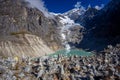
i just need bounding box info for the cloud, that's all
[95,4,104,10]
[25,0,52,17]
[74,2,82,9]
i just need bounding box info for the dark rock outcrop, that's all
[75,7,98,28]
[72,0,120,51]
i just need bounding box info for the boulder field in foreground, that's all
[0,45,119,80]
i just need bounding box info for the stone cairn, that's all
[0,45,120,80]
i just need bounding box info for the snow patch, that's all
[95,4,104,10]
[59,16,74,25]
[59,14,82,53]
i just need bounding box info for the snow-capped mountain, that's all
[74,7,98,27]
[53,0,120,51]
[1,0,120,58]
[68,0,120,51]
[62,7,99,28]
[63,7,86,21]
[50,3,101,51]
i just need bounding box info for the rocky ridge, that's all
[65,0,120,51]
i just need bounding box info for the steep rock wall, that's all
[0,0,61,57]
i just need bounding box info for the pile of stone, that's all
[0,45,120,80]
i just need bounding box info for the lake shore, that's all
[0,45,120,80]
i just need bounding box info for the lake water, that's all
[49,49,93,57]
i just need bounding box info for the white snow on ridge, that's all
[63,8,86,17]
[59,16,74,25]
[95,4,104,10]
[50,12,62,16]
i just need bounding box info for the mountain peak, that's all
[64,7,86,16]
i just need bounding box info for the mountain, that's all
[0,0,62,58]
[67,0,120,51]
[1,0,120,58]
[64,7,86,21]
[75,7,98,28]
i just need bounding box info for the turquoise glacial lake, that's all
[49,49,93,57]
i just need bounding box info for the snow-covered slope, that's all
[63,7,86,21]
[52,13,84,52]
[59,16,74,25]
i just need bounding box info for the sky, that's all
[43,0,110,13]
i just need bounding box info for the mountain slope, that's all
[74,0,120,51]
[0,0,61,57]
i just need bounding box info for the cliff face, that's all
[75,7,98,27]
[74,0,120,51]
[0,0,61,57]
[0,34,54,57]
[63,0,120,51]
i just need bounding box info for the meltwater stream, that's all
[45,15,93,57]
[60,15,83,54]
[61,26,71,53]
[60,15,81,53]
